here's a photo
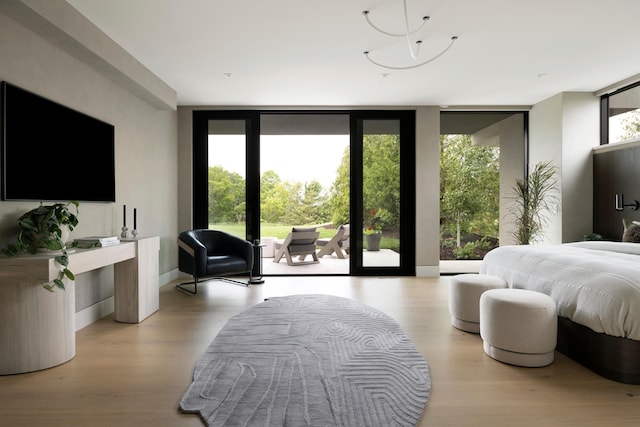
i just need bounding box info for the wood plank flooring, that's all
[1,276,639,426]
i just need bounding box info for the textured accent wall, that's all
[593,141,640,240]
[0,5,178,315]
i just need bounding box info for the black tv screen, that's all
[1,81,115,202]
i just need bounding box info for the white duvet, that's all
[480,241,640,340]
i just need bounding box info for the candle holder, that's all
[132,229,139,238]
[121,226,128,239]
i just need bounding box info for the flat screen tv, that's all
[1,81,115,202]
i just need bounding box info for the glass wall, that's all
[606,83,640,144]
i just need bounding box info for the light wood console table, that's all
[0,236,159,375]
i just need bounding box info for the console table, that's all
[0,236,159,375]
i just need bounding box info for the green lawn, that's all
[210,223,335,240]
[210,223,399,251]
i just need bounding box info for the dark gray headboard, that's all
[593,141,640,240]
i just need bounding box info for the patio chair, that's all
[273,227,320,266]
[317,224,350,259]
[176,229,254,295]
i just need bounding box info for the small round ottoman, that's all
[480,288,557,367]
[448,274,508,333]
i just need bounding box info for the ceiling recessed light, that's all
[223,73,233,78]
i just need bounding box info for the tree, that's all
[620,110,640,141]
[297,180,326,224]
[362,134,400,227]
[325,135,402,231]
[440,135,499,248]
[260,171,288,223]
[208,166,245,223]
[260,171,329,225]
[327,147,350,226]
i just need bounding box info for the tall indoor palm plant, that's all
[509,161,559,244]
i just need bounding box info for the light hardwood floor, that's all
[1,276,639,426]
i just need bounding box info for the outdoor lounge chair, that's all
[273,227,320,266]
[317,224,350,259]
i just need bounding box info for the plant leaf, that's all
[55,254,69,267]
[53,279,66,290]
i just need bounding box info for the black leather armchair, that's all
[177,229,254,294]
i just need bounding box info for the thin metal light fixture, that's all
[362,0,458,70]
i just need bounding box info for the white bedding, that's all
[480,241,640,340]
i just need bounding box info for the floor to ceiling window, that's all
[601,82,640,145]
[439,111,527,274]
[259,114,350,275]
[206,119,247,239]
[192,110,416,277]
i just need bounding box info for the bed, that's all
[480,241,640,384]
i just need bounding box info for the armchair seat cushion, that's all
[206,255,249,276]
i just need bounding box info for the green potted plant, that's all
[363,208,392,251]
[509,161,559,245]
[2,201,79,291]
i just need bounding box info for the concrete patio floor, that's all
[260,250,481,275]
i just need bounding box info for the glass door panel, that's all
[362,120,401,267]
[259,113,350,275]
[194,110,414,277]
[351,111,414,276]
[207,119,247,239]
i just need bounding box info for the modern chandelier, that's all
[362,0,458,70]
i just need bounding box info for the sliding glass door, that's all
[192,110,415,276]
[192,110,260,238]
[350,111,415,276]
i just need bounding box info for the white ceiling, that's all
[66,0,640,107]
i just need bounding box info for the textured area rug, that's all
[179,294,431,426]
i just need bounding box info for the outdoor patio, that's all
[260,250,481,275]
[262,249,399,275]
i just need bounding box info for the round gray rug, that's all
[179,294,431,426]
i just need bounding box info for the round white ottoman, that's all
[480,288,557,367]
[449,274,508,333]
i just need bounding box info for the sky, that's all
[208,134,349,190]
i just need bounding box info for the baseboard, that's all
[416,265,440,277]
[75,296,114,331]
[160,268,179,287]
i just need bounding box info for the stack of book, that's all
[74,236,120,248]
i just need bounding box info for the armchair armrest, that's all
[178,231,208,276]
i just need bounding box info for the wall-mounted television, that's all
[1,81,115,202]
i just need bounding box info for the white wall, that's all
[561,93,598,241]
[529,92,599,243]
[497,115,526,246]
[415,107,441,276]
[0,5,179,315]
